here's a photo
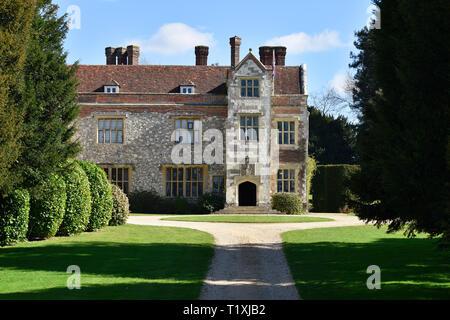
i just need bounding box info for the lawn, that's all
[130,213,189,216]
[0,224,214,299]
[161,215,333,223]
[282,225,450,300]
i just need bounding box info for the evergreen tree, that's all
[308,107,358,165]
[0,0,35,195]
[351,0,449,245]
[15,0,80,188]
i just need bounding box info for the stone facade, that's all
[75,36,309,210]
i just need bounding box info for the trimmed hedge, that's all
[311,165,360,213]
[0,190,30,246]
[129,190,174,214]
[129,190,225,214]
[28,174,67,239]
[109,184,129,226]
[306,157,318,210]
[77,161,113,231]
[271,193,304,215]
[57,162,92,236]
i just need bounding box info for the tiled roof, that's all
[75,65,302,95]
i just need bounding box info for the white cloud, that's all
[266,30,349,54]
[328,72,349,96]
[129,23,215,55]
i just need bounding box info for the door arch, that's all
[238,182,257,206]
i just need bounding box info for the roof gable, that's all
[234,51,268,76]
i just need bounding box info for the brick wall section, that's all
[79,105,228,118]
[78,93,228,105]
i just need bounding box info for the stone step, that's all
[214,206,284,215]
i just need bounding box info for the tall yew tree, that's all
[15,0,80,188]
[352,0,449,245]
[0,0,35,195]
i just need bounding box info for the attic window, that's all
[180,86,195,94]
[104,86,119,93]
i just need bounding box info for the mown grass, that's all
[282,225,450,300]
[161,215,333,223]
[0,224,214,300]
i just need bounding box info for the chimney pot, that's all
[195,46,209,66]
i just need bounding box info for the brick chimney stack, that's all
[275,46,286,66]
[115,47,127,65]
[259,46,272,66]
[106,45,140,65]
[195,46,209,66]
[127,45,140,65]
[259,46,287,66]
[230,36,242,68]
[105,47,116,65]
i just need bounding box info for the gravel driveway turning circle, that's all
[127,213,366,300]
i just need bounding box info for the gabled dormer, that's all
[104,79,120,93]
[180,80,195,94]
[230,50,271,101]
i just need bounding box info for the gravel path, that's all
[127,213,366,300]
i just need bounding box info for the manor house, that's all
[74,36,309,211]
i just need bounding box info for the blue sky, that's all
[55,0,373,119]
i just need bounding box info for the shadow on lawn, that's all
[0,242,214,300]
[283,237,450,300]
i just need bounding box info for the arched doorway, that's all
[238,182,257,206]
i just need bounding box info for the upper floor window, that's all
[104,86,119,93]
[98,118,123,144]
[180,86,195,94]
[240,79,260,98]
[277,169,296,193]
[240,116,259,141]
[278,121,296,145]
[174,118,201,144]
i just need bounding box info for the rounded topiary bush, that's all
[28,174,67,239]
[109,184,130,226]
[271,193,304,215]
[0,190,30,247]
[197,193,225,214]
[57,161,92,236]
[77,160,113,231]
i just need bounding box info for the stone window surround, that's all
[273,117,300,149]
[93,113,128,145]
[239,114,260,141]
[211,175,225,194]
[162,164,208,199]
[91,112,129,146]
[171,115,203,145]
[275,164,299,194]
[100,164,133,194]
[239,77,261,98]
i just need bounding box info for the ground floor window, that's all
[277,169,296,193]
[101,166,131,194]
[212,176,225,194]
[165,166,205,198]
